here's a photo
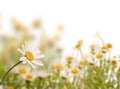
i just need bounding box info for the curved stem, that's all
[97,34,105,45]
[0,61,22,85]
[79,48,84,60]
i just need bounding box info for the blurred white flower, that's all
[18,41,45,68]
[35,70,48,78]
[0,85,3,89]
[23,73,35,81]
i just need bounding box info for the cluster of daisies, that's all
[1,34,120,89]
[46,34,120,89]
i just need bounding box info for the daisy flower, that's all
[35,70,49,78]
[24,73,35,81]
[18,41,45,68]
[11,66,28,74]
[71,67,79,75]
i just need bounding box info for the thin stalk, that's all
[97,34,105,45]
[79,48,84,60]
[0,61,22,85]
[117,73,120,89]
[26,81,31,89]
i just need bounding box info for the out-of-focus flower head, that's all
[7,86,14,89]
[32,18,42,29]
[96,53,104,59]
[71,67,79,75]
[65,80,71,88]
[57,23,64,31]
[78,60,88,67]
[11,65,30,75]
[66,55,74,63]
[93,65,99,72]
[89,44,99,51]
[101,43,113,53]
[55,63,64,71]
[35,70,48,78]
[11,17,27,32]
[18,67,28,74]
[111,59,117,68]
[23,73,35,81]
[74,40,83,49]
[0,85,3,89]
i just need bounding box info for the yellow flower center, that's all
[111,60,117,67]
[101,45,108,51]
[18,67,27,74]
[71,68,79,74]
[93,66,98,72]
[14,22,23,30]
[55,64,63,71]
[66,56,74,61]
[26,74,33,80]
[96,53,104,58]
[33,19,41,28]
[25,51,34,61]
[90,44,96,50]
[90,50,95,55]
[8,86,14,89]
[106,43,112,49]
[57,24,64,31]
[79,60,88,67]
[74,40,83,49]
[65,80,70,87]
[66,63,71,68]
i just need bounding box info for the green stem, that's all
[97,34,105,45]
[0,61,22,85]
[38,78,41,88]
[79,48,84,60]
[117,73,120,89]
[103,58,105,73]
[26,81,31,89]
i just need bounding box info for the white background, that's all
[0,0,120,55]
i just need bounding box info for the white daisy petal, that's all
[29,41,34,50]
[31,44,36,51]
[20,57,26,61]
[27,60,35,68]
[22,60,27,64]
[33,50,41,55]
[34,54,45,59]
[32,60,43,66]
[18,48,24,55]
[25,41,28,50]
[20,57,27,64]
[28,41,31,50]
[22,44,26,52]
